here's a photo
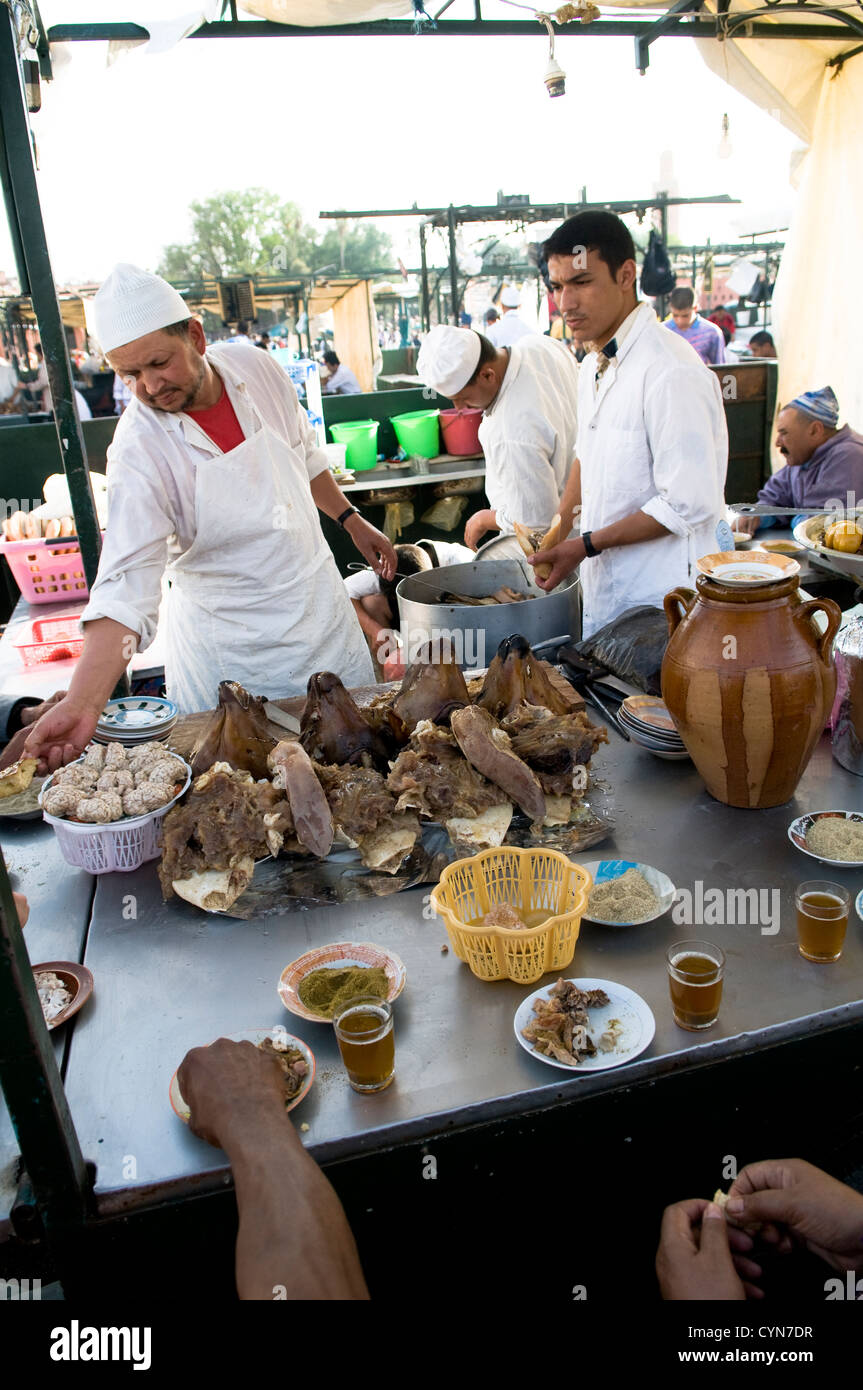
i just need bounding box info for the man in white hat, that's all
[417,323,579,551]
[26,264,395,769]
[486,287,535,348]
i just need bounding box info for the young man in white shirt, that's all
[532,212,727,637]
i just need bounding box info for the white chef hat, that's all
[501,286,521,307]
[416,325,481,397]
[90,263,192,354]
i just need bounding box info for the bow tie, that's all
[595,337,618,381]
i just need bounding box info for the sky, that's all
[3,3,803,285]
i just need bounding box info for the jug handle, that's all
[794,597,842,665]
[664,587,696,638]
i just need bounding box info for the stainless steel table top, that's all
[62,734,863,1204]
[0,821,94,1220]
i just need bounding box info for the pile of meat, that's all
[522,979,612,1066]
[43,742,186,823]
[160,633,607,910]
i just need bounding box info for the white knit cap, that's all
[90,263,192,354]
[501,286,521,307]
[417,326,481,397]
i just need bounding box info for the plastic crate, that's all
[1,535,91,604]
[40,757,192,874]
[14,616,85,667]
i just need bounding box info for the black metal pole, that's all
[0,846,91,1246]
[447,205,459,326]
[0,9,101,586]
[419,223,430,332]
[657,191,669,321]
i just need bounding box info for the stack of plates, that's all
[93,697,178,747]
[618,696,689,761]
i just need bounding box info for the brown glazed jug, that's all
[662,576,841,808]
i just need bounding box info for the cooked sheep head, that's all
[450,704,546,823]
[190,680,277,779]
[476,633,571,719]
[300,672,392,770]
[268,740,334,859]
[393,638,470,732]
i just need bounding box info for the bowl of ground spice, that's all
[278,942,407,1022]
[581,860,676,927]
[788,811,863,868]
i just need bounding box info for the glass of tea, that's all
[666,940,725,1032]
[333,994,395,1093]
[795,881,851,963]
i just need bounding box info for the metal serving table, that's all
[0,822,93,1224]
[61,732,863,1207]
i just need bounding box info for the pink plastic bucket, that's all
[440,408,482,456]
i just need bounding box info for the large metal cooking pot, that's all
[396,558,581,671]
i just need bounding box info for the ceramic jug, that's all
[662,575,841,808]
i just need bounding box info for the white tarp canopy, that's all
[42,2,863,428]
[600,0,863,434]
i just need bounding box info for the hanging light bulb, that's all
[717,113,732,159]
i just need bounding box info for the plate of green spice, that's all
[278,941,407,1022]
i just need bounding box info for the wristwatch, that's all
[582,530,599,558]
[337,505,361,529]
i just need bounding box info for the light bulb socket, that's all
[544,57,566,98]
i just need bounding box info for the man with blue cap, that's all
[733,386,863,535]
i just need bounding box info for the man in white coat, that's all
[26,265,396,771]
[416,323,579,551]
[530,212,727,637]
[485,287,535,349]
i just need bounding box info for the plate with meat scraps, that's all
[514,977,655,1073]
[169,1027,315,1122]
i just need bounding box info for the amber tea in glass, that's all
[666,940,725,1031]
[795,881,850,963]
[333,995,395,1093]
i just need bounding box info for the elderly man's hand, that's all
[23,694,102,774]
[345,515,397,582]
[177,1038,290,1153]
[656,1199,754,1301]
[12,892,29,927]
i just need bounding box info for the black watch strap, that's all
[582,529,599,557]
[337,505,360,529]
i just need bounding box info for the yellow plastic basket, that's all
[430,847,593,984]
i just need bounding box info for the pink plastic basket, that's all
[1,535,91,604]
[14,616,85,667]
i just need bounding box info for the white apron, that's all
[162,407,373,713]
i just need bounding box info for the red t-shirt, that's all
[186,383,245,452]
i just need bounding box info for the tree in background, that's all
[159,193,392,280]
[158,189,316,280]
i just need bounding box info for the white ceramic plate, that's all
[580,859,676,926]
[514,977,655,1073]
[857,889,863,923]
[169,1027,315,1122]
[787,810,863,868]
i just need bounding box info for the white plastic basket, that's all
[40,756,192,875]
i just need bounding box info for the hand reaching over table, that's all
[177,1038,369,1300]
[23,694,102,774]
[178,1038,288,1152]
[527,537,584,591]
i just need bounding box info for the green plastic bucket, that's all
[390,409,440,459]
[329,419,380,470]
